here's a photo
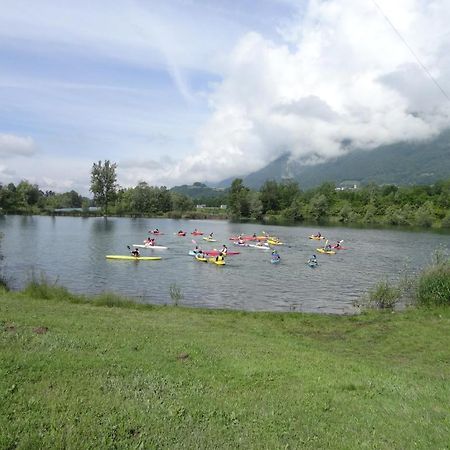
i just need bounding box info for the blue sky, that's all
[1,0,449,194]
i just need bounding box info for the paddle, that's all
[127,245,139,257]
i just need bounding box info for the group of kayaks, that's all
[306,234,349,268]
[105,229,347,267]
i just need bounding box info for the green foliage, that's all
[90,160,118,215]
[367,279,401,309]
[309,193,329,222]
[416,257,450,307]
[228,178,250,219]
[23,273,77,302]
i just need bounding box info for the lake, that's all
[1,215,449,314]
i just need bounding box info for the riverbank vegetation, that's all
[1,277,449,448]
[1,159,450,228]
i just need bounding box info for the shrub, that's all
[367,279,401,309]
[416,263,450,307]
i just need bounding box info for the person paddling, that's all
[131,247,140,257]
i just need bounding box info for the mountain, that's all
[216,130,450,189]
[170,182,227,199]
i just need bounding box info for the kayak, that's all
[195,255,207,262]
[191,231,204,235]
[332,246,349,250]
[267,240,284,246]
[177,232,186,237]
[204,250,240,256]
[208,257,225,265]
[228,235,258,241]
[270,258,281,264]
[316,248,336,255]
[106,255,162,261]
[309,235,325,240]
[307,261,318,268]
[203,237,217,242]
[133,244,168,250]
[148,231,164,235]
[248,244,271,250]
[233,242,250,247]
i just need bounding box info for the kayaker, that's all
[131,248,140,257]
[308,254,318,265]
[209,232,214,238]
[148,238,156,246]
[220,244,228,255]
[324,243,332,251]
[335,240,341,249]
[314,232,321,238]
[215,252,224,262]
[271,250,280,261]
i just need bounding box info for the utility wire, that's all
[371,0,450,103]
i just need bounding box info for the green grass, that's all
[1,288,449,449]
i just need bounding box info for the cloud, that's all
[0,134,36,158]
[153,0,450,185]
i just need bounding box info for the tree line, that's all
[1,159,450,228]
[228,178,450,228]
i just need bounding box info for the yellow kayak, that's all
[267,239,284,246]
[316,248,336,255]
[106,255,162,261]
[309,235,325,240]
[208,257,225,265]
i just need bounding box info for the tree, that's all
[228,178,250,219]
[90,160,118,215]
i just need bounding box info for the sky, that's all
[1,0,450,195]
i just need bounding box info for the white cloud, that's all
[0,134,36,158]
[148,0,450,186]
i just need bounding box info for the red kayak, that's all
[228,235,258,241]
[332,246,349,250]
[191,231,204,235]
[204,250,240,256]
[177,232,186,236]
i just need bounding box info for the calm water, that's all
[1,216,449,314]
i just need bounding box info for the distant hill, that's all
[170,182,227,200]
[216,130,450,189]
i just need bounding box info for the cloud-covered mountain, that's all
[216,129,450,189]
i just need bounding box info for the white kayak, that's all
[248,244,271,250]
[132,244,168,250]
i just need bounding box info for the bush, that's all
[367,279,400,309]
[416,263,450,307]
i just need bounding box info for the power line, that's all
[372,0,450,103]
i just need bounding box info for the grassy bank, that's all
[1,288,449,449]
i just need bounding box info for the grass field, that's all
[1,287,449,449]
